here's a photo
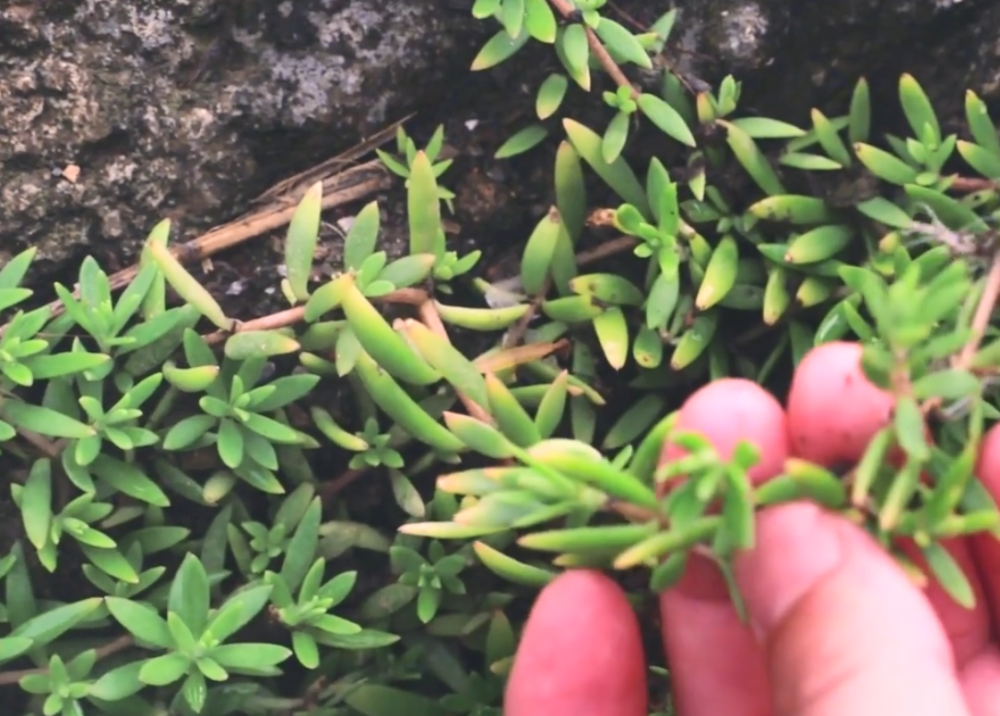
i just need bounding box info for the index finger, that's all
[658,378,789,716]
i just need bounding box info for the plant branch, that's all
[957,250,1000,367]
[202,288,430,345]
[16,429,62,460]
[0,120,409,340]
[317,466,366,502]
[949,176,998,193]
[416,299,494,424]
[546,0,637,96]
[921,250,1000,416]
[203,230,638,349]
[0,635,134,687]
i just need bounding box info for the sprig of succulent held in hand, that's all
[403,326,1000,612]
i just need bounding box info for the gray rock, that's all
[0,0,482,268]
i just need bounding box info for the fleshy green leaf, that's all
[284,181,323,302]
[169,554,211,637]
[495,124,549,159]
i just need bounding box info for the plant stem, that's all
[958,250,1000,367]
[921,250,1000,416]
[546,0,638,97]
[416,300,494,425]
[317,466,366,502]
[0,635,134,687]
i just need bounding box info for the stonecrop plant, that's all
[3,1,1000,715]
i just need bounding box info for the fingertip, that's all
[658,379,788,607]
[786,341,894,466]
[506,570,648,716]
[661,378,789,485]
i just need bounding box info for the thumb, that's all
[733,502,972,716]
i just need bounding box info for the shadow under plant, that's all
[3,3,1000,716]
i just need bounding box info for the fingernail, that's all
[734,502,844,635]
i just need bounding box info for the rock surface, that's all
[0,0,483,273]
[0,0,998,284]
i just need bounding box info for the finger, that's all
[658,378,789,716]
[960,648,1000,716]
[659,558,773,716]
[659,378,790,489]
[735,501,972,716]
[789,342,993,668]
[969,423,1000,629]
[963,421,1000,716]
[785,341,894,467]
[505,570,648,716]
[897,536,992,667]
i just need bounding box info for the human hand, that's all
[504,342,1000,716]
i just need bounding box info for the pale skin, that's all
[504,341,1000,716]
